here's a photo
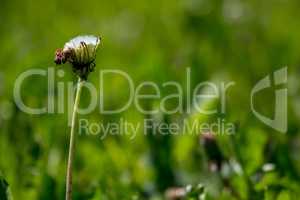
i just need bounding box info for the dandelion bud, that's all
[54,48,66,64]
[54,35,101,79]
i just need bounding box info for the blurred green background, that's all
[1,0,300,199]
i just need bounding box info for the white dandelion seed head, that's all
[64,35,101,66]
[55,35,101,79]
[64,35,100,52]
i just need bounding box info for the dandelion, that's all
[55,35,101,200]
[55,35,101,79]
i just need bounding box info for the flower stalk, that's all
[66,77,84,200]
[55,35,100,200]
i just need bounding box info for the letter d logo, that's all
[251,67,287,133]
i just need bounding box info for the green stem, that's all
[66,77,84,200]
